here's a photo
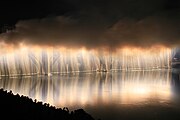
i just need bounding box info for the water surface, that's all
[0,69,180,120]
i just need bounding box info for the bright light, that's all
[0,70,172,107]
[0,43,172,76]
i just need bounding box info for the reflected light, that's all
[0,70,172,108]
[0,42,173,108]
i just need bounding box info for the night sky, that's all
[0,0,180,49]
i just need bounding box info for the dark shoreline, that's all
[0,88,95,120]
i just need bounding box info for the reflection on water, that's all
[0,70,174,108]
[171,69,180,101]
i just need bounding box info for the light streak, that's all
[0,43,172,76]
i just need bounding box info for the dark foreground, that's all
[0,88,95,120]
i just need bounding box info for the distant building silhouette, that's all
[172,48,180,68]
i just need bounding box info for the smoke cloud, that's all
[0,9,180,50]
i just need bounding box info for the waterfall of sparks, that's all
[0,44,172,76]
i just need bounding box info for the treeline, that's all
[0,88,95,120]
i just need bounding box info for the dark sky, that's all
[0,0,180,49]
[0,0,70,27]
[0,0,178,25]
[1,0,179,26]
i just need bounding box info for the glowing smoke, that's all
[0,8,179,76]
[0,14,180,50]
